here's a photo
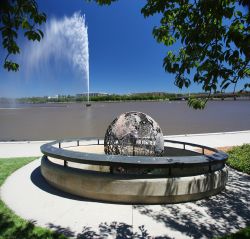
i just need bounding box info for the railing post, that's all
[59,142,61,148]
[183,144,186,150]
[64,160,67,167]
[98,139,100,145]
[77,140,79,146]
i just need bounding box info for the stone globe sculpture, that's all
[104,111,164,157]
[40,110,228,203]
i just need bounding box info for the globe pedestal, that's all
[40,112,228,204]
[41,155,228,204]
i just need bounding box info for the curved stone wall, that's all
[41,156,228,204]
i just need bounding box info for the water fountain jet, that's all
[23,12,91,105]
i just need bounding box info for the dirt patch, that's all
[195,146,233,155]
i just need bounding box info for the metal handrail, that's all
[57,137,222,154]
[40,138,228,168]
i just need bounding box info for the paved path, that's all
[0,140,50,157]
[0,130,250,158]
[1,160,250,238]
[0,130,250,238]
[165,130,250,147]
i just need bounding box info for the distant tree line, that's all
[9,91,249,104]
[16,93,178,103]
[81,93,178,102]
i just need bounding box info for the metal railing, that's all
[41,137,228,170]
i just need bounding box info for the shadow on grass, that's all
[0,210,66,239]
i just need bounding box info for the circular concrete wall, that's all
[41,156,228,204]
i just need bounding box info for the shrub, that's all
[226,144,250,174]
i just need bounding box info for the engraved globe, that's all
[104,111,164,157]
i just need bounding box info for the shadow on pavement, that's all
[30,166,87,202]
[30,165,250,238]
[30,166,154,205]
[134,167,250,239]
[47,221,172,239]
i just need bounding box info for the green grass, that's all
[226,144,250,174]
[0,157,35,185]
[217,227,250,239]
[0,157,67,239]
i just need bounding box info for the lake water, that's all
[0,101,249,140]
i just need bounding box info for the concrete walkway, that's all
[0,130,250,157]
[0,140,50,157]
[0,130,250,238]
[164,130,250,148]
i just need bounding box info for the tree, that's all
[93,0,250,109]
[0,0,46,71]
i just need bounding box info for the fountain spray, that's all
[23,12,90,104]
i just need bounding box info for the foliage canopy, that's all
[0,0,46,71]
[94,0,250,108]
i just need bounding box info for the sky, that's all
[0,0,247,97]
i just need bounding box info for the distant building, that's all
[130,92,167,96]
[76,92,109,97]
[47,95,59,99]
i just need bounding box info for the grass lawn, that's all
[218,227,250,239]
[226,144,250,174]
[0,157,67,239]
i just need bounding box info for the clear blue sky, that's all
[0,0,244,97]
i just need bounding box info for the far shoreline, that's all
[6,97,250,105]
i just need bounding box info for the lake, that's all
[0,100,249,140]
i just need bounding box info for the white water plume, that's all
[23,12,89,100]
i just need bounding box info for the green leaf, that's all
[187,98,206,110]
[22,20,31,30]
[24,31,41,41]
[235,11,243,18]
[243,83,250,89]
[4,61,19,72]
[1,0,46,72]
[243,68,250,76]
[222,82,230,90]
[37,29,44,38]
